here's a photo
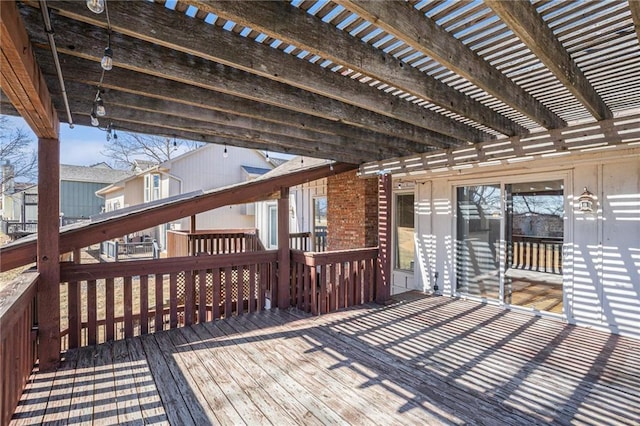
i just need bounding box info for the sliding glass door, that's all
[455,184,502,300]
[455,180,565,313]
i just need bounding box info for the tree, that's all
[0,116,37,195]
[101,132,202,169]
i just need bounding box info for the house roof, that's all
[60,164,133,184]
[241,165,271,176]
[2,1,640,167]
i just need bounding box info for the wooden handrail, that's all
[0,271,39,426]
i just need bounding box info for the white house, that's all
[381,145,639,338]
[96,144,279,251]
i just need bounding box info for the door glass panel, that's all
[395,193,415,271]
[505,180,564,313]
[456,185,501,299]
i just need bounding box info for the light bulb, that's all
[113,130,118,140]
[223,146,228,158]
[95,97,106,116]
[86,0,104,14]
[101,47,113,71]
[90,111,99,127]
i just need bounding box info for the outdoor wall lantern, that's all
[578,187,595,212]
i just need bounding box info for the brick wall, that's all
[327,170,378,251]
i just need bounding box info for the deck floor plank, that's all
[125,337,169,424]
[111,339,145,425]
[10,293,640,425]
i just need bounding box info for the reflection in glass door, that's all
[456,185,502,300]
[504,180,564,313]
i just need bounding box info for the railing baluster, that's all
[124,276,133,338]
[249,263,256,314]
[184,271,195,326]
[198,269,207,322]
[213,268,221,320]
[224,267,233,318]
[68,279,80,349]
[237,265,245,316]
[170,273,178,329]
[106,278,115,341]
[140,275,149,335]
[87,279,97,346]
[155,273,163,333]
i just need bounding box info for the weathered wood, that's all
[0,1,58,138]
[87,279,97,346]
[36,137,60,371]
[186,0,510,139]
[0,271,38,426]
[0,160,355,273]
[376,174,392,304]
[277,187,291,309]
[123,276,133,338]
[20,10,462,149]
[154,273,163,332]
[486,0,612,121]
[35,1,482,145]
[334,0,565,130]
[110,340,144,423]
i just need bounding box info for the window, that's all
[268,205,278,248]
[144,173,161,202]
[313,196,328,251]
[395,193,415,271]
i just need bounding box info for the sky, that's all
[2,114,291,168]
[3,114,114,166]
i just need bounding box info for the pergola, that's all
[2,1,640,423]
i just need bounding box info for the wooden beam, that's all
[68,112,373,165]
[56,82,434,160]
[277,187,290,309]
[0,0,58,138]
[43,0,496,142]
[32,52,435,158]
[0,161,358,272]
[36,137,60,370]
[332,0,566,130]
[183,0,523,137]
[376,173,391,304]
[17,17,460,150]
[486,0,612,121]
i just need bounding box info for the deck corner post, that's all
[376,173,392,304]
[277,187,291,309]
[36,137,61,371]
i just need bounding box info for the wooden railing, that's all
[0,271,39,426]
[290,248,378,315]
[59,251,277,350]
[166,229,264,257]
[289,232,327,252]
[509,236,563,274]
[100,240,160,261]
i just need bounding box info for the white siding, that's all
[399,148,640,338]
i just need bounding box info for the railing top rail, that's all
[292,247,378,266]
[0,270,39,326]
[60,250,278,282]
[167,228,258,236]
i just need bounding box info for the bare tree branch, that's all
[0,116,37,195]
[101,132,202,169]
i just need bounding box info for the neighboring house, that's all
[1,163,132,237]
[96,144,278,251]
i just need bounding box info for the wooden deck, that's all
[11,292,640,425]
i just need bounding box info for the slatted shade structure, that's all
[2,0,640,166]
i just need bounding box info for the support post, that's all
[376,173,392,304]
[277,187,290,309]
[37,137,60,370]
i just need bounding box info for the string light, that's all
[223,143,228,158]
[101,33,113,71]
[265,149,270,162]
[86,0,104,14]
[95,91,106,116]
[90,110,99,127]
[173,137,177,148]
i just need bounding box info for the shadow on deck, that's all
[12,292,640,425]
